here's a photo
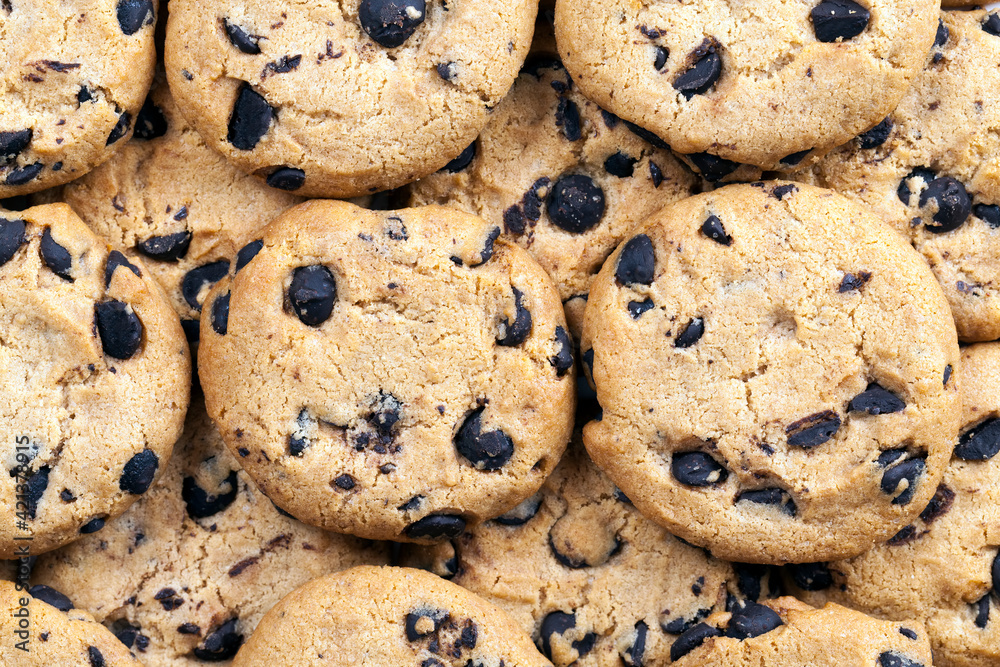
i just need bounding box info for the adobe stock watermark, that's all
[11,435,35,653]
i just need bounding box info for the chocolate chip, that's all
[919,176,971,233]
[96,300,143,359]
[289,264,337,326]
[116,0,154,35]
[104,250,141,287]
[183,470,238,519]
[5,162,42,186]
[700,215,731,245]
[857,117,893,149]
[622,621,647,667]
[662,608,712,635]
[224,18,261,54]
[615,234,655,286]
[786,410,841,448]
[193,619,243,661]
[235,239,264,273]
[137,231,192,262]
[605,151,638,178]
[80,517,105,534]
[900,627,918,640]
[811,0,870,42]
[788,562,833,590]
[628,298,655,319]
[654,46,669,70]
[228,84,274,150]
[839,271,871,292]
[405,514,466,540]
[670,623,722,661]
[880,457,925,505]
[675,317,704,348]
[106,111,132,145]
[624,121,670,149]
[546,174,606,233]
[405,607,448,641]
[443,142,476,173]
[771,184,797,200]
[359,0,425,48]
[849,383,905,416]
[878,651,926,667]
[120,449,158,494]
[0,217,25,266]
[497,287,532,346]
[732,563,773,600]
[329,473,354,490]
[29,585,73,611]
[876,448,906,468]
[0,129,31,163]
[687,152,739,181]
[25,466,49,520]
[674,38,722,99]
[550,326,574,376]
[919,483,954,523]
[456,408,514,471]
[266,166,305,191]
[897,167,935,206]
[494,493,542,525]
[134,96,167,140]
[955,417,1000,460]
[436,61,458,81]
[943,364,953,386]
[974,204,1000,228]
[934,19,949,48]
[672,451,728,486]
[178,623,201,635]
[983,12,1000,37]
[726,600,784,639]
[87,646,105,667]
[111,621,143,649]
[40,227,72,280]
[780,149,810,166]
[556,97,582,141]
[77,86,94,104]
[538,611,595,660]
[974,594,991,628]
[182,260,230,310]
[649,161,664,187]
[736,488,796,515]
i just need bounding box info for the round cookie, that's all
[669,596,932,667]
[0,580,144,666]
[164,0,537,198]
[31,394,390,667]
[408,23,699,337]
[403,426,785,667]
[553,0,938,176]
[0,0,158,197]
[581,181,961,564]
[806,9,1000,342]
[0,203,190,558]
[198,200,575,542]
[231,565,552,666]
[786,343,1000,667]
[45,78,304,341]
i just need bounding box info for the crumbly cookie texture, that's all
[231,566,553,667]
[198,200,575,542]
[404,432,786,667]
[553,0,938,176]
[804,9,1000,342]
[787,342,1000,667]
[581,181,961,565]
[0,0,158,197]
[31,394,390,667]
[164,0,536,198]
[42,78,303,339]
[669,596,932,667]
[0,579,145,666]
[408,24,698,338]
[0,203,190,559]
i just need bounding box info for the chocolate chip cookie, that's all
[31,393,390,667]
[231,565,551,667]
[408,23,699,337]
[786,342,1000,667]
[0,203,190,559]
[581,181,961,564]
[669,596,932,667]
[554,0,938,176]
[0,0,158,197]
[198,200,575,542]
[806,9,1000,342]
[165,0,537,198]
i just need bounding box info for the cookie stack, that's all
[1,0,998,665]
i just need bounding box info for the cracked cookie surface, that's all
[0,203,189,558]
[0,0,157,197]
[164,0,536,198]
[553,0,937,174]
[231,565,552,667]
[581,181,960,564]
[31,394,389,667]
[198,200,574,542]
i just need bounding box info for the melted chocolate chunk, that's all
[955,417,1000,460]
[266,167,305,191]
[811,0,870,42]
[183,470,238,519]
[537,611,595,660]
[974,594,991,628]
[235,239,264,273]
[119,449,159,495]
[265,54,302,75]
[701,215,731,245]
[670,623,722,661]
[919,176,971,233]
[605,151,638,178]
[674,38,722,99]
[405,607,448,641]
[134,96,168,140]
[984,12,1000,37]
[628,298,655,319]
[88,646,105,667]
[40,227,72,280]
[137,231,192,262]
[0,129,31,163]
[546,174,606,233]
[550,326,574,376]
[880,457,926,505]
[878,651,926,667]
[858,117,893,149]
[29,585,73,611]
[675,318,705,348]
[897,167,935,206]
[182,260,230,310]
[359,0,426,48]
[672,451,728,486]
[918,483,954,523]
[497,287,532,346]
[687,152,739,181]
[104,250,141,287]
[726,600,784,639]
[621,621,647,667]
[736,488,796,515]
[786,410,841,448]
[289,264,337,326]
[556,97,582,141]
[116,0,154,35]
[0,217,25,266]
[80,517,105,534]
[405,514,466,540]
[5,162,43,186]
[442,142,476,173]
[974,204,1000,228]
[849,383,905,415]
[455,408,514,471]
[96,300,143,359]
[224,19,261,54]
[615,235,655,286]
[193,619,243,661]
[466,226,500,267]
[25,466,49,520]
[788,562,833,590]
[106,111,132,145]
[771,184,797,200]
[654,46,669,71]
[228,84,274,150]
[900,627,919,641]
